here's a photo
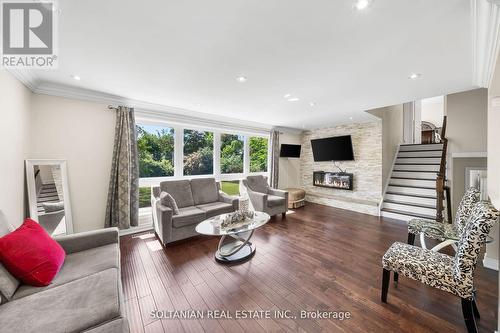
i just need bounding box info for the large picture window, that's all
[220,133,244,174]
[183,129,214,176]
[136,124,175,208]
[249,136,268,172]
[137,124,175,178]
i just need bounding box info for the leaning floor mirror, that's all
[26,159,74,236]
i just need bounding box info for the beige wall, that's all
[29,94,115,233]
[278,132,302,189]
[446,88,488,154]
[445,88,488,212]
[0,71,32,228]
[367,104,404,190]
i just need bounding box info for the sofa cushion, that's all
[13,243,119,300]
[160,191,180,215]
[196,202,234,218]
[0,219,65,287]
[190,178,219,205]
[246,175,269,194]
[172,207,206,228]
[160,180,194,208]
[267,195,286,208]
[0,213,19,303]
[0,268,121,333]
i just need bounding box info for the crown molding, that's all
[32,81,275,134]
[6,68,39,91]
[472,0,500,88]
[7,69,281,133]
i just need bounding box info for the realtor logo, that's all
[1,1,57,68]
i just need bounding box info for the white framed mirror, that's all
[26,159,73,236]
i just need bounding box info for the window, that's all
[139,186,151,208]
[136,124,175,178]
[220,180,240,196]
[220,133,244,174]
[249,136,268,172]
[183,129,214,175]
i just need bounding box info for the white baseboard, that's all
[482,256,499,271]
[119,224,154,236]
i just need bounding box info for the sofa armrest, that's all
[154,203,173,245]
[247,189,268,212]
[219,191,239,211]
[54,228,119,254]
[268,188,287,198]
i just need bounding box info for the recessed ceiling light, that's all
[283,94,291,98]
[355,0,372,10]
[71,74,81,81]
[236,76,247,83]
[288,97,300,102]
[408,73,422,80]
[349,116,353,120]
[309,102,316,107]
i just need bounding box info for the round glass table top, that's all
[195,211,270,236]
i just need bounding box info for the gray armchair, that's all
[242,175,288,217]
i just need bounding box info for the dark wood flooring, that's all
[120,203,498,333]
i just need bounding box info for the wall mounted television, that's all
[280,144,301,158]
[310,135,354,161]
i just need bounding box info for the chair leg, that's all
[381,269,390,303]
[393,272,399,285]
[407,232,415,245]
[472,298,480,319]
[461,298,478,333]
[281,212,286,218]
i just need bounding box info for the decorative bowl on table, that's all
[220,210,255,230]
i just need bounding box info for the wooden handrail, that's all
[436,116,448,223]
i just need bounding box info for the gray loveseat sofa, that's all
[152,177,238,245]
[242,175,289,217]
[0,220,128,333]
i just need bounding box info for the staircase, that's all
[381,142,445,221]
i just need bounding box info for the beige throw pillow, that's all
[160,191,180,215]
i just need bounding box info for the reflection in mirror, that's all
[26,160,73,236]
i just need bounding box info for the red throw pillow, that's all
[0,219,65,286]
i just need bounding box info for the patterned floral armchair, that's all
[381,201,499,333]
[407,187,480,250]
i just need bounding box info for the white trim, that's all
[6,68,39,91]
[119,224,154,236]
[31,81,273,134]
[471,0,500,88]
[451,151,488,158]
[379,143,401,215]
[483,256,499,270]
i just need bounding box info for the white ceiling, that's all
[25,0,477,130]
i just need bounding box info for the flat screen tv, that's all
[280,144,301,158]
[311,135,354,161]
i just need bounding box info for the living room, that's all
[0,0,500,332]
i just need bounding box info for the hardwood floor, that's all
[120,203,498,333]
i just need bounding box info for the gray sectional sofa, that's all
[152,177,239,245]
[0,220,128,333]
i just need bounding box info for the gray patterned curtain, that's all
[269,130,280,188]
[105,106,139,229]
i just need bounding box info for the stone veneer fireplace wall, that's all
[300,121,382,215]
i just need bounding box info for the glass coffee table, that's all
[195,211,270,264]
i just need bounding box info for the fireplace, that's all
[313,171,353,190]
